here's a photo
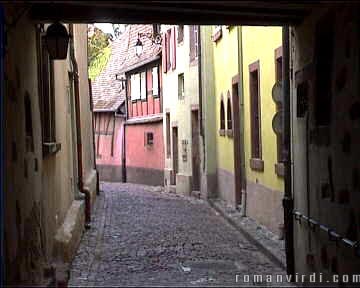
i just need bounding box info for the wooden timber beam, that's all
[27,2,312,25]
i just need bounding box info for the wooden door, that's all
[191,110,200,191]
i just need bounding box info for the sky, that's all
[94,23,114,35]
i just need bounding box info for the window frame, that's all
[37,27,60,157]
[249,60,264,171]
[178,73,185,100]
[219,94,225,136]
[227,91,233,132]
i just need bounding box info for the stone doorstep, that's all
[208,199,286,270]
[54,200,85,264]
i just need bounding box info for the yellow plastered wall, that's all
[213,27,239,173]
[242,26,283,191]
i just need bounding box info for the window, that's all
[152,66,159,96]
[37,28,59,156]
[177,25,184,43]
[189,25,199,63]
[227,97,232,130]
[163,28,176,72]
[219,97,225,135]
[145,132,154,146]
[130,71,146,101]
[178,73,184,99]
[166,113,171,158]
[166,29,172,71]
[249,61,261,159]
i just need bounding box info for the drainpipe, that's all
[237,26,247,217]
[122,77,128,182]
[88,78,100,195]
[282,26,295,279]
[69,24,91,227]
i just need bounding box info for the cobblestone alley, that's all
[69,182,286,286]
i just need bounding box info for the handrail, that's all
[293,210,360,256]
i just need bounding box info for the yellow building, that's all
[208,25,284,237]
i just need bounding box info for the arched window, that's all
[227,94,232,130]
[220,97,225,130]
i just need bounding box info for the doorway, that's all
[232,78,243,206]
[191,110,200,191]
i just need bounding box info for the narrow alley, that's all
[69,182,285,286]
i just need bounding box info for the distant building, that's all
[161,25,201,196]
[122,25,164,186]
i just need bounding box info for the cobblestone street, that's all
[69,182,287,286]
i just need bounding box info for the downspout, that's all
[282,26,295,278]
[88,78,100,195]
[122,78,128,182]
[69,24,91,226]
[198,25,205,173]
[237,26,247,217]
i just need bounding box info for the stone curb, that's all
[208,199,286,271]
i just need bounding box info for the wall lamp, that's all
[135,25,162,57]
[45,22,70,60]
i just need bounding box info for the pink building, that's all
[122,25,165,186]
[93,25,164,185]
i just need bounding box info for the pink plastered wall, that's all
[95,113,124,166]
[125,121,164,170]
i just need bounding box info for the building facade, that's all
[241,26,284,237]
[123,25,164,186]
[4,10,98,286]
[201,25,284,237]
[162,25,201,196]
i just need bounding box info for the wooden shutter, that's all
[189,26,195,62]
[162,32,167,73]
[172,27,176,70]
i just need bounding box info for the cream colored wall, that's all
[213,26,239,173]
[74,24,97,193]
[162,25,199,178]
[242,26,283,192]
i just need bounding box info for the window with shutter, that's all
[189,25,199,63]
[152,66,159,96]
[140,71,146,100]
[131,73,141,101]
[249,61,262,160]
[177,25,184,43]
[172,27,176,70]
[162,32,168,73]
[166,29,172,71]
[37,27,58,156]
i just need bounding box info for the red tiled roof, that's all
[92,25,161,111]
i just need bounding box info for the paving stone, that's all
[69,182,288,287]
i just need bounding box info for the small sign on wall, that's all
[182,139,188,162]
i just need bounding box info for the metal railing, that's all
[293,210,360,257]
